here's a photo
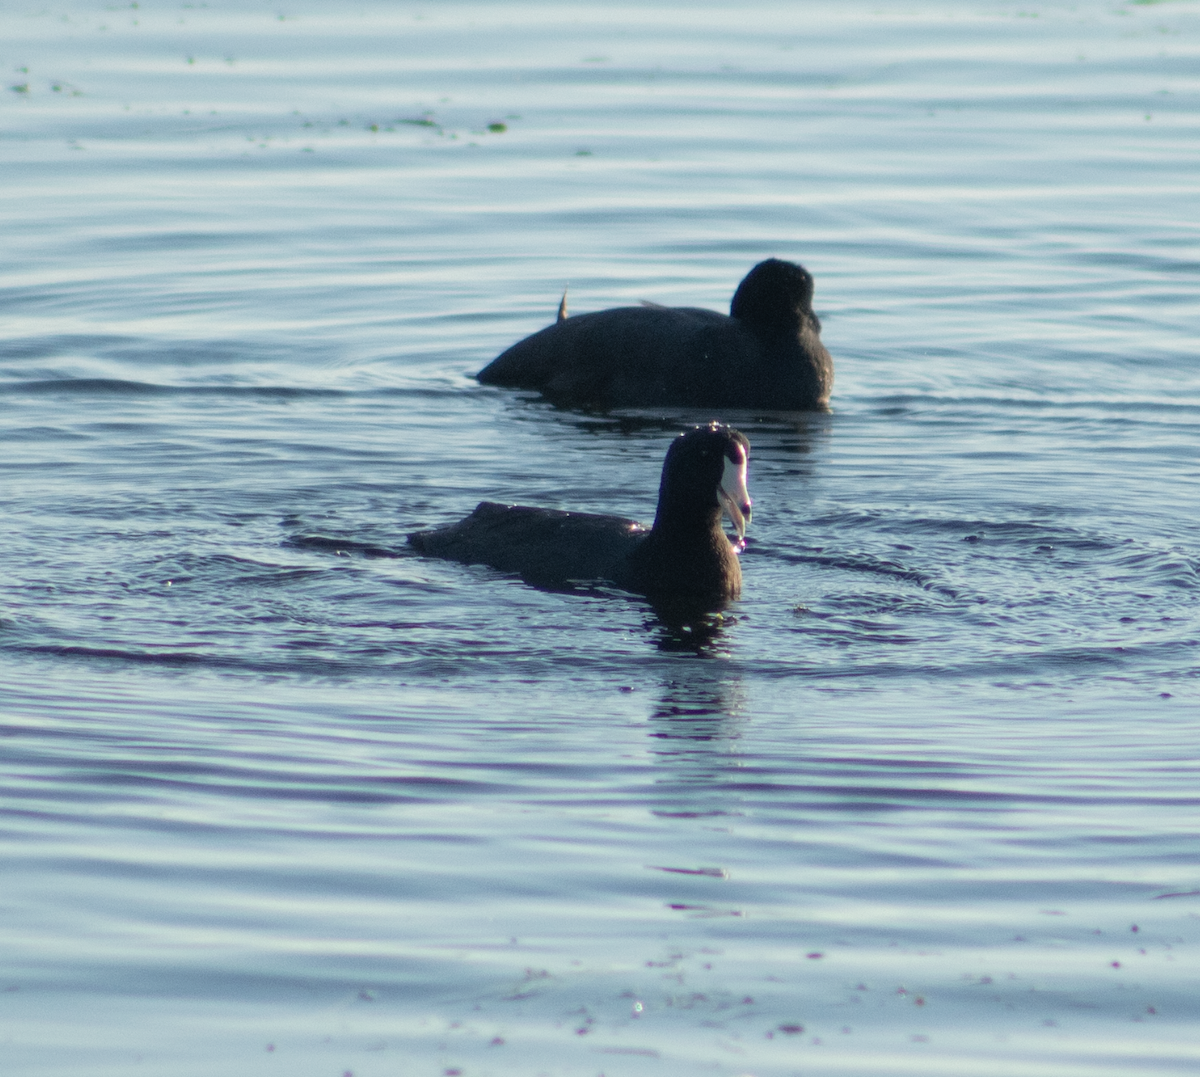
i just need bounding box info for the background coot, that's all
[477,258,832,410]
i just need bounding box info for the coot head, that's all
[653,422,752,546]
[730,257,819,336]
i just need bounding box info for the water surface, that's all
[2,1,1200,1073]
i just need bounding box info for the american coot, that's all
[408,423,752,603]
[477,259,832,411]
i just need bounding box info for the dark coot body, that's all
[477,259,832,410]
[408,424,752,603]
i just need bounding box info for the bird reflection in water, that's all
[646,601,738,656]
[649,658,748,751]
[646,671,748,827]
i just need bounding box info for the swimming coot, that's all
[477,259,832,410]
[408,423,752,602]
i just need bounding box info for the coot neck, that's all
[740,311,806,349]
[650,498,724,544]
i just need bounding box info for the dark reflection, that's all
[643,670,751,906]
[645,601,737,655]
[646,669,750,803]
[650,673,748,741]
[502,393,833,457]
[285,533,402,558]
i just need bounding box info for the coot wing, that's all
[479,307,752,408]
[409,502,648,590]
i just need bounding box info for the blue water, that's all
[3,1,1200,1073]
